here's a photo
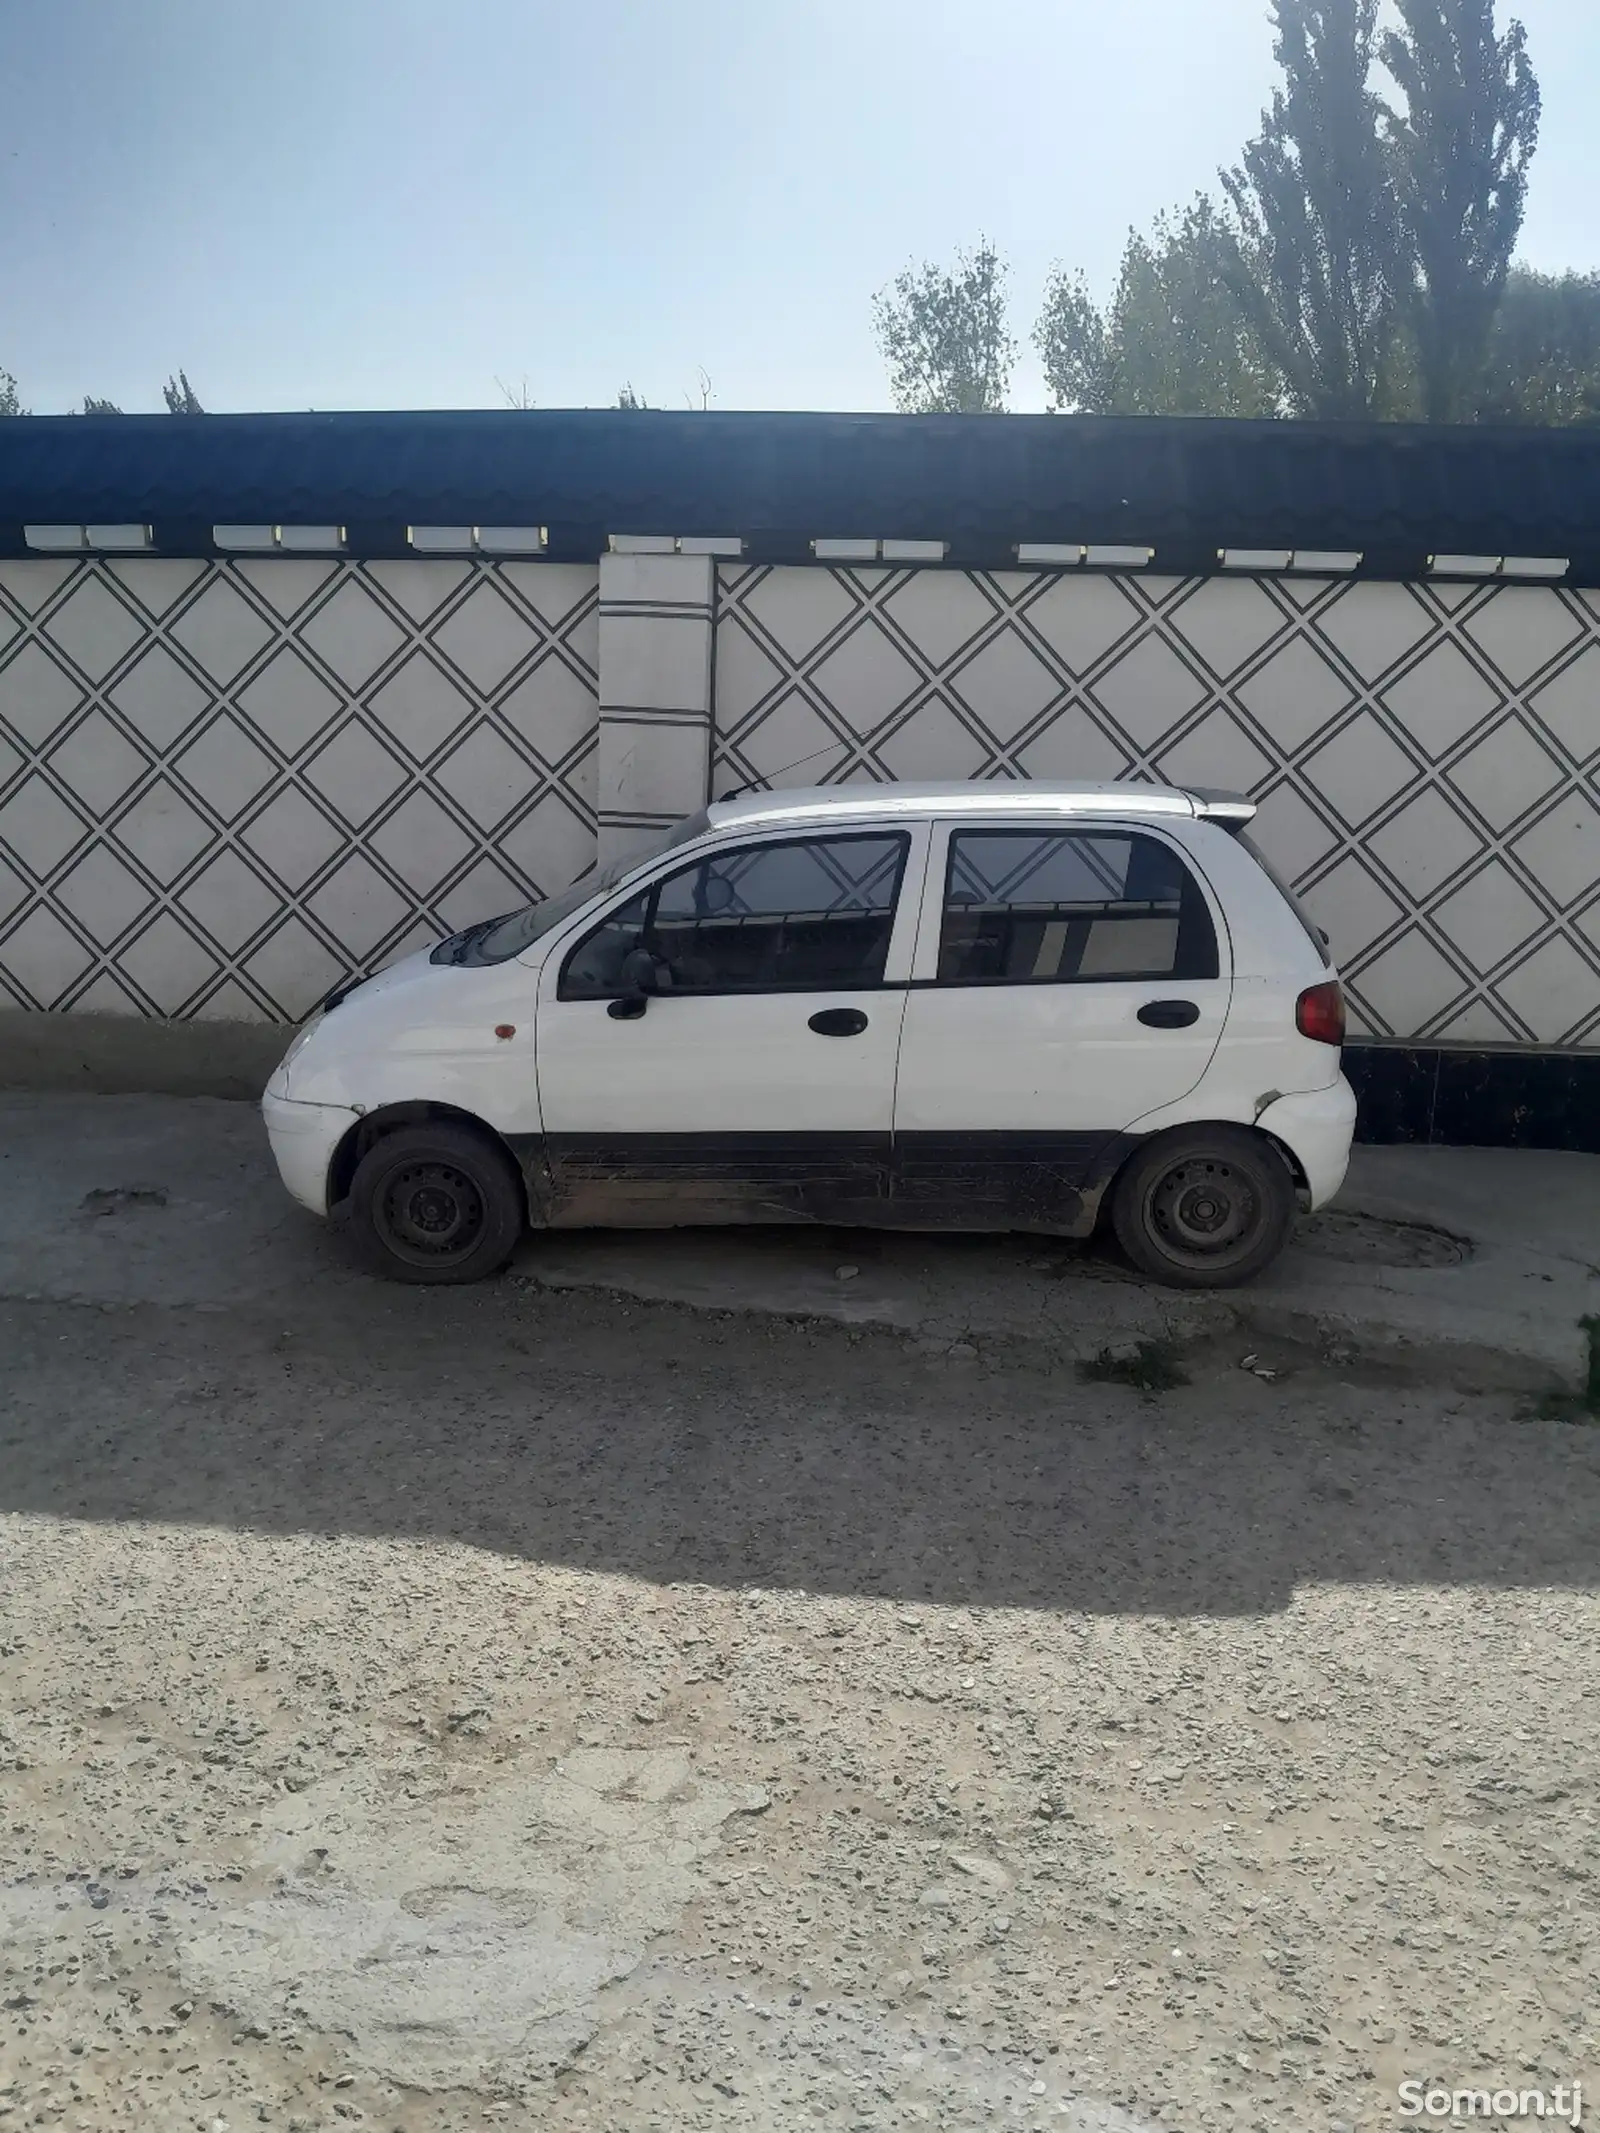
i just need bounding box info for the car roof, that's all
[704,779,1255,834]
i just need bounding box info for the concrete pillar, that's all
[595,552,714,864]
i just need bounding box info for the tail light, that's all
[1295,979,1345,1046]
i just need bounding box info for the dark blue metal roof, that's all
[1,407,1598,577]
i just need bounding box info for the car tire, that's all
[1109,1124,1296,1289]
[347,1122,525,1285]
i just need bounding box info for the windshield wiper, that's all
[431,916,504,967]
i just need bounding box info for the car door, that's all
[890,818,1232,1228]
[532,823,927,1226]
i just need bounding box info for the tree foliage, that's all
[872,240,1015,412]
[162,369,204,414]
[1217,0,1402,417]
[1033,268,1113,413]
[79,396,123,415]
[1026,0,1553,425]
[1477,264,1600,422]
[616,382,648,409]
[1037,200,1279,415]
[0,370,21,416]
[1381,0,1539,420]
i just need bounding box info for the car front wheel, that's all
[347,1122,525,1284]
[1109,1124,1296,1289]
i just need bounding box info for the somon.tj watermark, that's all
[1398,2081,1583,2126]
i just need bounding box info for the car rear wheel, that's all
[348,1122,524,1284]
[1109,1125,1296,1289]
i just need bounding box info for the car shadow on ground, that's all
[4,1261,1598,1618]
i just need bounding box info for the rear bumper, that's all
[1256,1076,1357,1210]
[261,1090,356,1218]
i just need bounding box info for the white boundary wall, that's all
[1,552,1596,1047]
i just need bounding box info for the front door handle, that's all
[1137,998,1200,1028]
[808,1007,869,1037]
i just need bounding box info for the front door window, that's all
[560,832,908,998]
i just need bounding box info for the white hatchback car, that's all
[263,780,1356,1289]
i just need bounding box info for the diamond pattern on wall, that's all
[43,576,147,683]
[0,642,83,748]
[714,563,1600,1048]
[0,558,599,1020]
[6,548,1598,1045]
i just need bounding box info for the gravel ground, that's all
[1,1268,1598,2133]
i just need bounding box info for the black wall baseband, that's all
[1345,1043,1600,1153]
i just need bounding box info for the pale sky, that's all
[1,0,1596,417]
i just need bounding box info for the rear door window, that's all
[937,828,1219,984]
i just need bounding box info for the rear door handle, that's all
[808,1007,869,1037]
[1137,999,1200,1028]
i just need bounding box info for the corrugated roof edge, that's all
[0,409,1595,575]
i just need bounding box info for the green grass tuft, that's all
[1078,1340,1190,1393]
[1533,1314,1600,1423]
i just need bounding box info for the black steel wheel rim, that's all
[1145,1155,1260,1265]
[376,1158,487,1265]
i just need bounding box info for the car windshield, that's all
[435,808,713,967]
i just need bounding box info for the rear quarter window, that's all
[1237,830,1331,967]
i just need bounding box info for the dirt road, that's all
[0,1101,1597,2131]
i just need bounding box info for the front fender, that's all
[283,962,543,1136]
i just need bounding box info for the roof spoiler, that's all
[1185,787,1257,832]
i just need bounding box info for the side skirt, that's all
[889,1130,1139,1236]
[505,1129,1142,1236]
[508,1131,892,1228]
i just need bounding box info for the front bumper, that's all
[261,1090,357,1218]
[1256,1075,1357,1210]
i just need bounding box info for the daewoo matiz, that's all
[262,780,1356,1289]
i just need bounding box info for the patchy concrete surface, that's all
[2,1095,1599,2131]
[0,1093,364,1310]
[521,1148,1598,1393]
[0,1092,1593,1388]
[177,1747,772,2094]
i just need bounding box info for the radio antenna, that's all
[717,739,848,802]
